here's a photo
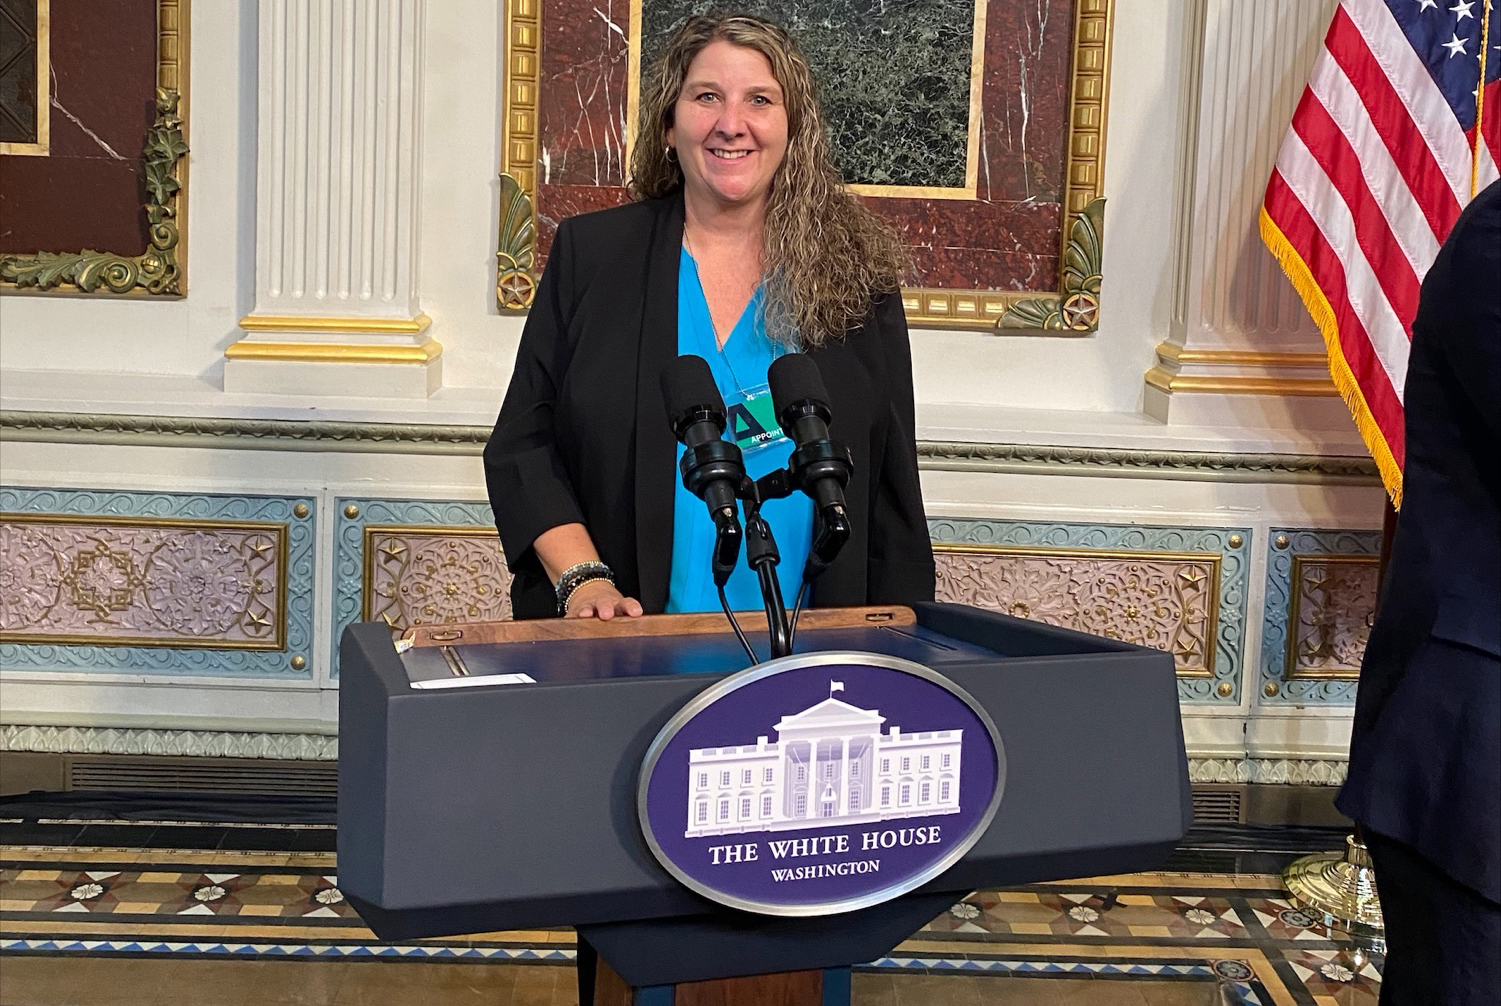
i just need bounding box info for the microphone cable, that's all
[786,577,811,653]
[718,584,758,666]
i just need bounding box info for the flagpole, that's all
[1282,500,1398,962]
[1475,0,1493,197]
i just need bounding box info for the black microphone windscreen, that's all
[661,355,725,420]
[768,353,830,411]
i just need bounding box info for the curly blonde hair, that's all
[629,13,910,348]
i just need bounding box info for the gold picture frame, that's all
[0,0,189,297]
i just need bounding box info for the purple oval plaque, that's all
[638,652,1005,916]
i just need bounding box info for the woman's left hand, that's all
[567,579,645,620]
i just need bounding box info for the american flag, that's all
[1261,0,1500,505]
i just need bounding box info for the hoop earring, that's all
[664,146,678,165]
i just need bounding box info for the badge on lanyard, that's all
[723,383,786,456]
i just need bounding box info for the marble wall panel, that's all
[930,518,1251,704]
[529,0,1078,294]
[0,0,157,255]
[640,0,977,190]
[0,488,315,677]
[0,0,43,146]
[1260,529,1381,705]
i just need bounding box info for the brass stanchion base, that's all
[1283,835,1385,953]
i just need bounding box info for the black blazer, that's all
[1335,180,1501,902]
[483,194,935,620]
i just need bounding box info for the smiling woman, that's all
[669,41,789,217]
[484,10,933,635]
[629,14,911,349]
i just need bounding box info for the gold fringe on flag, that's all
[1259,208,1404,508]
[1476,0,1493,197]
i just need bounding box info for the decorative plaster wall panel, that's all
[934,547,1218,677]
[930,519,1250,703]
[332,499,502,676]
[363,527,513,627]
[0,489,314,678]
[1260,528,1381,705]
[1,516,286,649]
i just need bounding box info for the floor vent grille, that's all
[68,757,337,798]
[1191,785,1247,824]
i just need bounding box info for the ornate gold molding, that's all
[222,341,443,365]
[0,0,188,297]
[1061,0,1113,220]
[496,174,537,311]
[1145,339,1339,396]
[910,0,1114,330]
[996,198,1105,331]
[1156,344,1329,368]
[1144,372,1338,397]
[500,0,541,193]
[236,314,433,336]
[499,0,1114,333]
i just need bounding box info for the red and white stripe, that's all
[1263,0,1501,488]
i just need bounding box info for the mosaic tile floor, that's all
[0,822,1383,1006]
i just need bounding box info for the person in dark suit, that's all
[1335,178,1500,1005]
[484,13,934,623]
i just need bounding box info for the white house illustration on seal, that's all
[685,683,963,838]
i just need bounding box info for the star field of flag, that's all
[1386,0,1501,129]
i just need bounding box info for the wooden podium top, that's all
[403,606,918,649]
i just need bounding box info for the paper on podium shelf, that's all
[400,642,536,689]
[410,672,537,690]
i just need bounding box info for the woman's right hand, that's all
[566,578,645,620]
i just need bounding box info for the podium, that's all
[338,603,1191,1004]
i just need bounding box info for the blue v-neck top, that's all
[666,249,814,615]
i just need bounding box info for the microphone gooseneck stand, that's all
[739,486,792,660]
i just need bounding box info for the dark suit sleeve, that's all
[1420,181,1501,442]
[867,293,937,604]
[483,221,588,571]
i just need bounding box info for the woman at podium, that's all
[484,13,934,622]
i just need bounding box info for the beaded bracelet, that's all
[555,560,615,614]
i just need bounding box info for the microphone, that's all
[661,355,745,585]
[768,354,853,577]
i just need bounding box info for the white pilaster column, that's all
[225,0,437,398]
[1145,0,1352,429]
